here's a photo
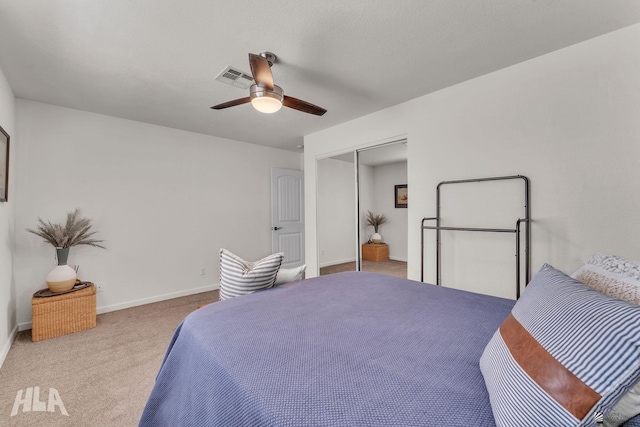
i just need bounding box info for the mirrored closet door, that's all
[317,140,408,278]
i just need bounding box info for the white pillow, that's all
[274,265,306,286]
[571,253,640,305]
[219,249,283,300]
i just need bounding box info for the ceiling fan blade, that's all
[283,96,327,116]
[211,97,251,110]
[249,53,274,90]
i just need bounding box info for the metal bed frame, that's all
[420,175,531,299]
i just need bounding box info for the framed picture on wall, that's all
[395,184,407,208]
[0,125,9,202]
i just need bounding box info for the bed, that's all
[140,272,513,426]
[139,263,640,427]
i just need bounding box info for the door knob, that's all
[272,226,282,231]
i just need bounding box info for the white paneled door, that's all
[271,168,304,268]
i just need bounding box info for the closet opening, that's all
[317,139,407,278]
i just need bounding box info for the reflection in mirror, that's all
[357,141,407,279]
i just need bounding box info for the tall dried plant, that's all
[365,210,388,233]
[27,208,106,249]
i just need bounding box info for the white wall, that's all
[372,162,407,261]
[317,157,356,266]
[304,24,640,299]
[14,100,302,328]
[0,65,16,367]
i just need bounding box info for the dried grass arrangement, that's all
[27,208,106,249]
[365,210,388,233]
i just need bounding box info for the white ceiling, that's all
[1,1,639,152]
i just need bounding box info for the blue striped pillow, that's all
[480,264,640,427]
[219,249,284,300]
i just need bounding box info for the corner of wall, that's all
[0,63,16,369]
[0,325,18,368]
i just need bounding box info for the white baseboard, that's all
[96,283,219,315]
[320,256,407,267]
[319,257,357,268]
[0,324,19,369]
[17,283,220,331]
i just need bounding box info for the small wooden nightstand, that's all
[362,243,389,262]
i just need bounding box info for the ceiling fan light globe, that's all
[250,84,284,114]
[251,96,282,113]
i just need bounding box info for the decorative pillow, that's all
[219,249,284,300]
[274,264,306,286]
[480,264,640,427]
[571,253,640,305]
[572,255,640,426]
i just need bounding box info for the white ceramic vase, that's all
[46,247,76,293]
[372,233,382,244]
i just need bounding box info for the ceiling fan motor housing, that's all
[250,84,284,102]
[259,52,277,67]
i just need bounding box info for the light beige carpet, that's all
[320,259,407,279]
[0,291,216,427]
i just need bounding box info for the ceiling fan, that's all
[211,52,327,116]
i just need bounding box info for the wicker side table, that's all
[31,284,96,342]
[362,243,389,262]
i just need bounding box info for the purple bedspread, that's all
[140,272,515,426]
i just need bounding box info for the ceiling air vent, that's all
[215,66,254,89]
